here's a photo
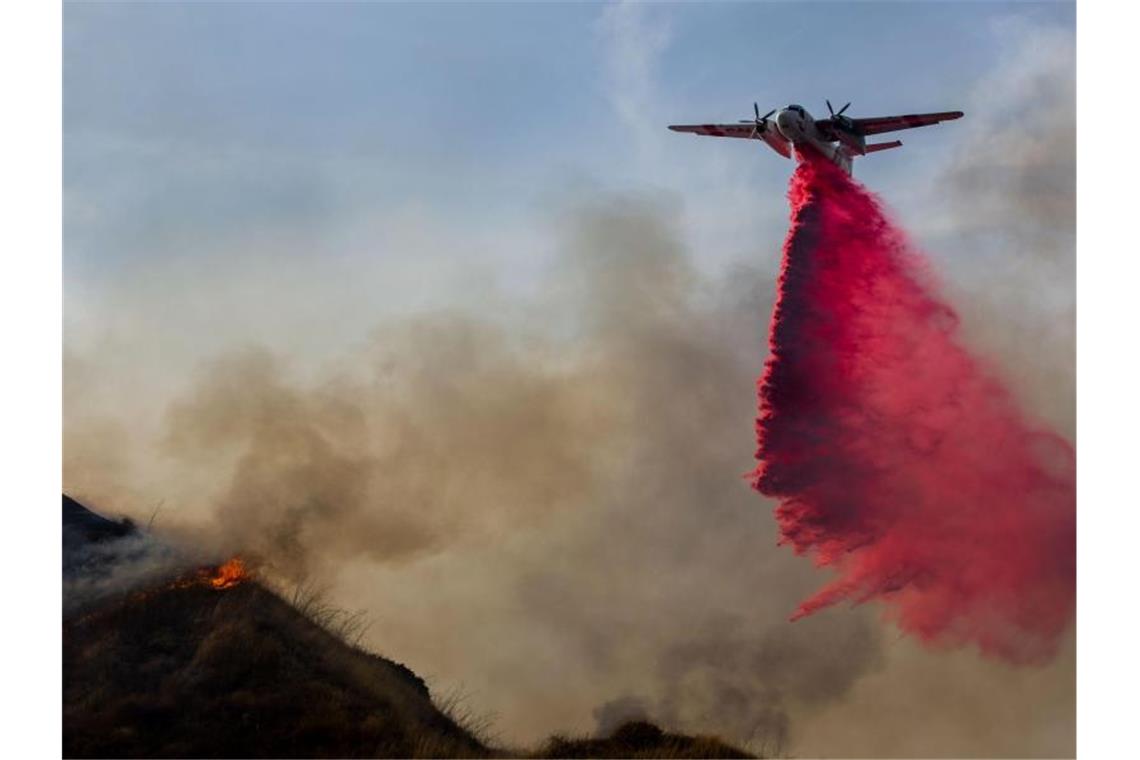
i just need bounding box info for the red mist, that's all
[752,150,1075,664]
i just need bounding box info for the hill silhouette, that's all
[62,495,750,758]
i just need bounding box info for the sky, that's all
[65,0,1074,285]
[63,2,1076,756]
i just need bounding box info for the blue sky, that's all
[65,1,1075,286]
[63,1,1076,425]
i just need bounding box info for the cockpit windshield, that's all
[787,104,805,115]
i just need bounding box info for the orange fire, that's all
[208,557,248,590]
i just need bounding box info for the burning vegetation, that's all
[166,556,251,593]
[207,557,248,589]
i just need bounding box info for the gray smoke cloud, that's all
[66,196,882,751]
[62,495,210,614]
[592,695,650,738]
[915,20,1075,442]
[63,532,190,613]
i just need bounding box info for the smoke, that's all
[159,308,643,581]
[753,149,1075,664]
[62,165,1073,752]
[917,20,1075,441]
[65,197,884,748]
[63,532,189,612]
[650,611,881,751]
[62,498,199,613]
[592,696,649,738]
[939,21,1074,244]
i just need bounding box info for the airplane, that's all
[668,101,964,175]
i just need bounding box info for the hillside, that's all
[64,559,487,758]
[63,494,486,758]
[62,495,750,758]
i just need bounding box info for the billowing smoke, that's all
[66,199,883,749]
[155,201,744,582]
[62,177,1073,751]
[589,606,882,750]
[62,494,210,613]
[63,525,189,612]
[753,150,1075,664]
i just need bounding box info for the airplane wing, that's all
[844,110,964,136]
[668,123,756,139]
[668,123,793,158]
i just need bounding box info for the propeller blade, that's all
[754,102,760,120]
[762,109,776,120]
[826,99,835,116]
[838,101,851,116]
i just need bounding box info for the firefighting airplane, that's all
[669,101,963,175]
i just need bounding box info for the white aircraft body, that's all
[669,101,963,175]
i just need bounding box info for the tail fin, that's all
[865,140,902,154]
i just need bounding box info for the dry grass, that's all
[63,579,488,758]
[64,575,752,759]
[435,685,501,750]
[287,579,373,647]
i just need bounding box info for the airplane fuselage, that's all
[772,104,854,174]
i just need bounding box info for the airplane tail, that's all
[837,139,902,176]
[865,140,903,154]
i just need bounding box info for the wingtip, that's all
[667,125,682,132]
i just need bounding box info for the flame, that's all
[120,557,251,605]
[208,557,248,590]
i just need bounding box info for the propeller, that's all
[826,99,851,118]
[739,102,777,140]
[826,99,856,134]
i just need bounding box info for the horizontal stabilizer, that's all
[865,140,902,153]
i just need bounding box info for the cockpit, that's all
[786,104,806,115]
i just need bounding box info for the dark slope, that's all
[536,721,749,759]
[63,574,488,758]
[62,493,485,758]
[62,494,750,759]
[62,494,137,577]
[63,494,135,544]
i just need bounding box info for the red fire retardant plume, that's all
[752,150,1074,664]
